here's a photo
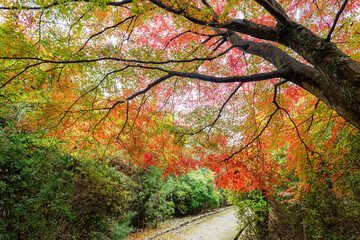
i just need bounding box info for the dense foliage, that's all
[0,130,135,239]
[0,107,224,238]
[168,168,221,216]
[130,167,225,229]
[230,131,360,239]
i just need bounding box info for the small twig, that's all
[0,62,42,89]
[310,0,331,29]
[164,30,191,50]
[128,94,150,136]
[78,15,135,52]
[220,78,289,163]
[326,0,349,42]
[56,66,130,126]
[211,38,227,53]
[35,10,44,46]
[208,83,243,133]
[305,99,320,132]
[119,16,138,53]
[176,82,243,137]
[201,0,214,12]
[116,100,129,142]
[280,107,316,155]
[68,7,94,45]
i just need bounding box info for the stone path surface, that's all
[182,207,239,240]
[157,207,239,240]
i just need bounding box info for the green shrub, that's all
[269,133,360,239]
[169,168,220,216]
[0,129,135,239]
[129,167,222,229]
[228,190,270,239]
[130,166,174,229]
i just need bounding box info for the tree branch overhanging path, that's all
[0,0,359,165]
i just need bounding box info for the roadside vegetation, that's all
[230,133,360,240]
[0,108,227,239]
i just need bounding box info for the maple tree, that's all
[0,0,359,201]
[1,0,360,238]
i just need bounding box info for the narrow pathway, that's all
[158,207,239,240]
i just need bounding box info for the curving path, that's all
[157,207,239,240]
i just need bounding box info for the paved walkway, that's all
[158,207,239,240]
[182,207,239,240]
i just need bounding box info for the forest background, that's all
[0,0,360,239]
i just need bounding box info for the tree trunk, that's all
[277,21,360,129]
[226,21,360,129]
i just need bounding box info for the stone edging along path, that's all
[145,206,234,240]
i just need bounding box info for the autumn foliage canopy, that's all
[0,0,359,200]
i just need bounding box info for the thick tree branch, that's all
[0,0,132,10]
[129,65,287,83]
[225,29,360,129]
[148,0,280,42]
[0,46,233,65]
[102,74,173,111]
[225,31,301,70]
[223,19,279,42]
[254,0,290,24]
[170,68,286,83]
[93,66,287,128]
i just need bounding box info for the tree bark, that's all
[276,21,360,129]
[225,22,360,129]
